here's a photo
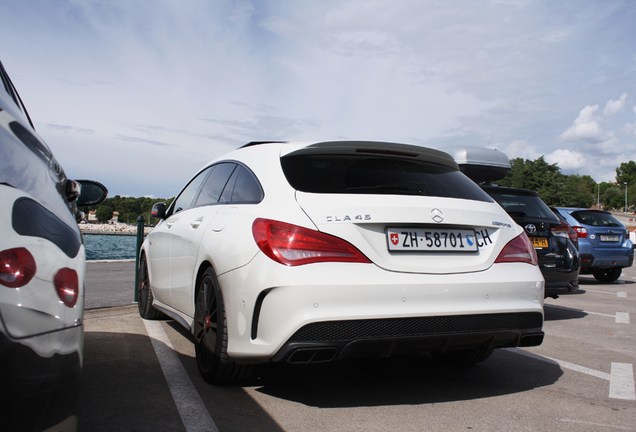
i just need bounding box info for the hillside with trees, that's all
[82,158,636,224]
[83,196,174,224]
[497,157,636,211]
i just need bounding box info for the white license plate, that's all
[600,235,620,242]
[387,228,478,252]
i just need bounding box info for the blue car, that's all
[553,208,634,283]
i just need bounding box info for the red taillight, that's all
[495,233,538,266]
[573,226,588,238]
[54,268,79,307]
[252,218,371,266]
[551,223,569,238]
[0,247,36,288]
[552,223,578,245]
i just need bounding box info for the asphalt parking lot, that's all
[82,261,636,432]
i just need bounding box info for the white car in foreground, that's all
[1,59,107,431]
[138,141,544,384]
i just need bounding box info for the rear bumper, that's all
[543,267,579,296]
[219,256,545,363]
[580,251,634,272]
[271,312,544,364]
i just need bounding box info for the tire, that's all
[137,255,164,319]
[193,267,254,385]
[433,346,494,366]
[592,267,622,283]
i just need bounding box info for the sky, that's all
[1,0,635,198]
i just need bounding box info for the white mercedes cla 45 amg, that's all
[137,141,544,384]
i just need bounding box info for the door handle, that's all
[190,217,203,229]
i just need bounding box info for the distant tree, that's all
[499,156,565,205]
[504,158,526,189]
[616,161,636,185]
[559,175,595,207]
[602,185,623,210]
[95,205,113,223]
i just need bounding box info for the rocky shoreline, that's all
[80,223,152,236]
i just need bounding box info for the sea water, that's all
[83,234,138,261]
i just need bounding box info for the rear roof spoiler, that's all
[283,141,459,170]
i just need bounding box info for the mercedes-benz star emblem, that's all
[431,208,444,223]
[525,224,537,234]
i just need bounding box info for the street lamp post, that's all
[624,182,628,213]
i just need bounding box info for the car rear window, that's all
[570,211,623,227]
[487,191,558,221]
[280,154,493,202]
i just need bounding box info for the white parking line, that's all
[610,363,636,400]
[584,288,627,298]
[558,418,633,431]
[143,320,219,432]
[577,309,630,324]
[509,349,635,401]
[615,312,630,324]
[547,304,630,324]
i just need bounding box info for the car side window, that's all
[219,165,264,204]
[170,167,212,215]
[194,162,237,207]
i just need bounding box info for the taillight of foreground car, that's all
[0,247,36,288]
[54,268,79,307]
[495,233,538,266]
[252,218,371,266]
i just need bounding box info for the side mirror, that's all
[151,202,167,219]
[76,180,108,206]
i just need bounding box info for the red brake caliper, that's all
[204,314,212,331]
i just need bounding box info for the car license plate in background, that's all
[530,237,548,249]
[387,228,478,252]
[600,235,620,242]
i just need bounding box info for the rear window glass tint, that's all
[219,165,263,204]
[488,192,557,221]
[281,154,493,202]
[571,211,622,227]
[195,163,237,207]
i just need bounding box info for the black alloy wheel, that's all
[193,267,253,385]
[137,255,163,319]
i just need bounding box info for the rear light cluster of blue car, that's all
[0,247,79,307]
[571,226,588,238]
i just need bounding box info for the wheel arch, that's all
[194,260,215,308]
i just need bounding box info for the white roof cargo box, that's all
[450,146,511,184]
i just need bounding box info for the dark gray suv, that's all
[453,146,580,298]
[481,186,580,297]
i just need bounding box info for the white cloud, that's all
[603,92,628,117]
[559,105,604,143]
[497,140,541,161]
[545,149,586,170]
